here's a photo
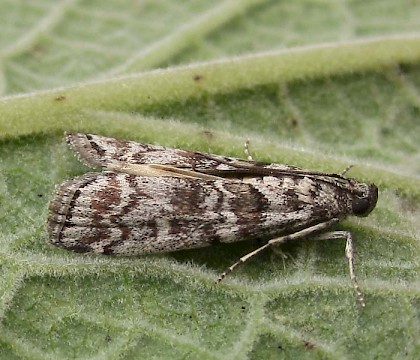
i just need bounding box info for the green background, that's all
[0,1,419,359]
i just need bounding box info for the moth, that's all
[48,133,378,305]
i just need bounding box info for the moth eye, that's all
[352,198,371,216]
[352,184,378,217]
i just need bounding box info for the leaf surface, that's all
[0,1,419,359]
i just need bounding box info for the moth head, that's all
[351,183,378,217]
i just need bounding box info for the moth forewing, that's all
[107,162,224,181]
[49,133,378,306]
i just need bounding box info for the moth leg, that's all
[217,218,339,283]
[312,231,365,307]
[271,246,294,270]
[244,138,253,161]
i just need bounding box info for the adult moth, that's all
[48,133,378,305]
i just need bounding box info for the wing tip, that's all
[47,173,99,250]
[65,132,104,169]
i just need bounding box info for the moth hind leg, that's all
[217,219,338,283]
[217,221,365,307]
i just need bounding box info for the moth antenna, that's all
[340,165,353,177]
[244,138,253,161]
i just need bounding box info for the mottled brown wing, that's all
[48,171,353,255]
[66,132,320,174]
[65,133,370,195]
[65,132,245,171]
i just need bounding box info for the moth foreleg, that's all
[312,230,365,307]
[217,218,339,283]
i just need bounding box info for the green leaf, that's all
[1,1,419,359]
